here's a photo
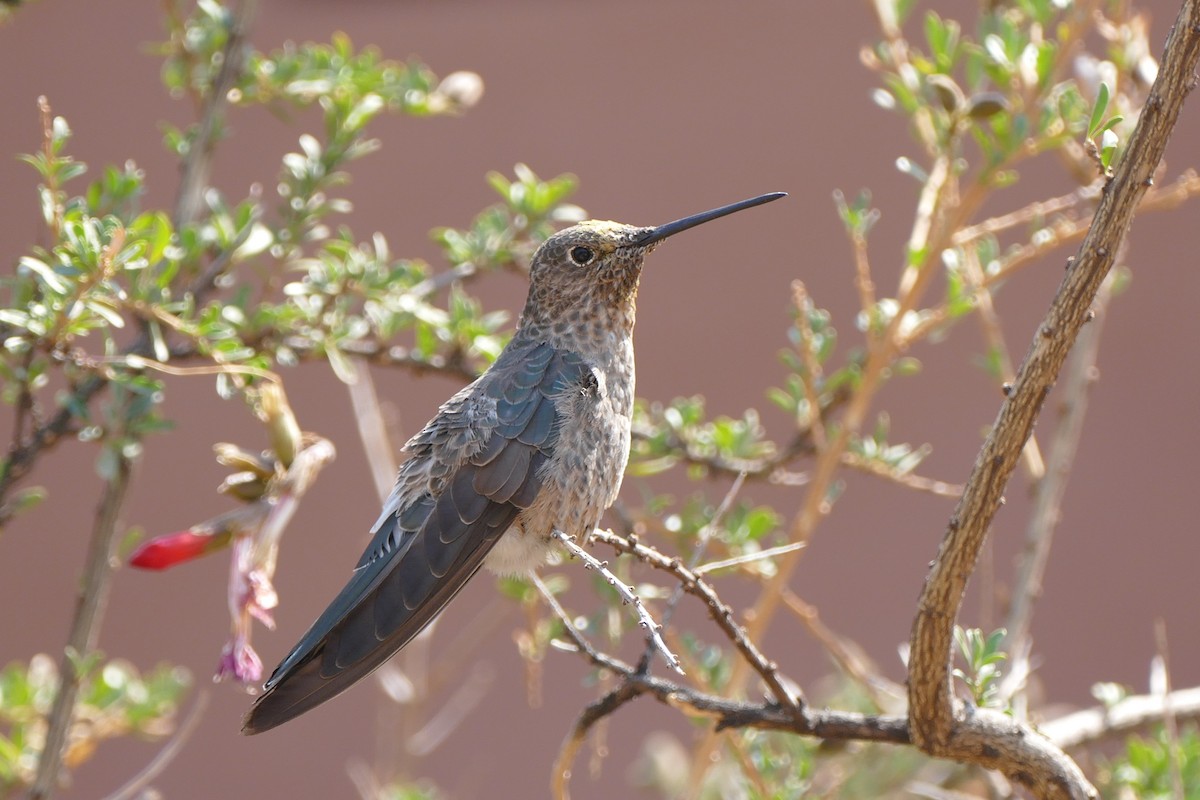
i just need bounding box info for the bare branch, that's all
[636,472,745,673]
[907,2,1200,796]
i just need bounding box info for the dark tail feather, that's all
[241,519,512,734]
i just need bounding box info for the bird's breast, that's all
[509,347,633,550]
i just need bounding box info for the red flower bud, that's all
[128,528,232,570]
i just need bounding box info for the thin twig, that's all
[552,682,640,800]
[172,0,258,228]
[590,528,802,713]
[29,453,134,799]
[552,530,682,674]
[694,541,807,576]
[344,361,399,502]
[839,453,963,497]
[1154,619,1185,800]
[951,181,1102,246]
[848,226,878,330]
[102,690,211,800]
[635,472,746,674]
[960,243,1046,480]
[791,281,827,450]
[780,589,904,709]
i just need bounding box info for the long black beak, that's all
[634,192,787,247]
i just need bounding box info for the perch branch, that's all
[552,530,683,674]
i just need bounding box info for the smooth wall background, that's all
[1,1,1197,797]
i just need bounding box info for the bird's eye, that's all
[569,246,595,265]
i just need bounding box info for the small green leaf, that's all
[1088,82,1110,138]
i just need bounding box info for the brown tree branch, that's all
[906,2,1200,797]
[29,452,133,799]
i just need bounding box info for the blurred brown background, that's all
[1,1,1198,797]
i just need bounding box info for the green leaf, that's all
[1088,82,1110,138]
[18,257,69,294]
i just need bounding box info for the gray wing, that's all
[242,340,589,734]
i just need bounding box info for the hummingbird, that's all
[242,191,786,734]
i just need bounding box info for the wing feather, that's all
[242,339,587,734]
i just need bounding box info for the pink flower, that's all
[216,633,263,685]
[128,528,232,570]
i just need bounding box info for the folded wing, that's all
[242,342,588,734]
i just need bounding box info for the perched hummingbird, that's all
[242,192,786,734]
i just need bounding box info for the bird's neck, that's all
[518,286,638,359]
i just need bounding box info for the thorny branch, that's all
[552,530,682,675]
[589,528,803,715]
[907,2,1200,798]
[547,528,1200,800]
[634,471,746,674]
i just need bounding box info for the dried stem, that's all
[906,3,1200,796]
[344,361,399,502]
[1042,685,1200,750]
[781,589,904,709]
[29,452,134,799]
[635,472,745,674]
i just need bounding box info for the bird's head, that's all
[519,192,786,333]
